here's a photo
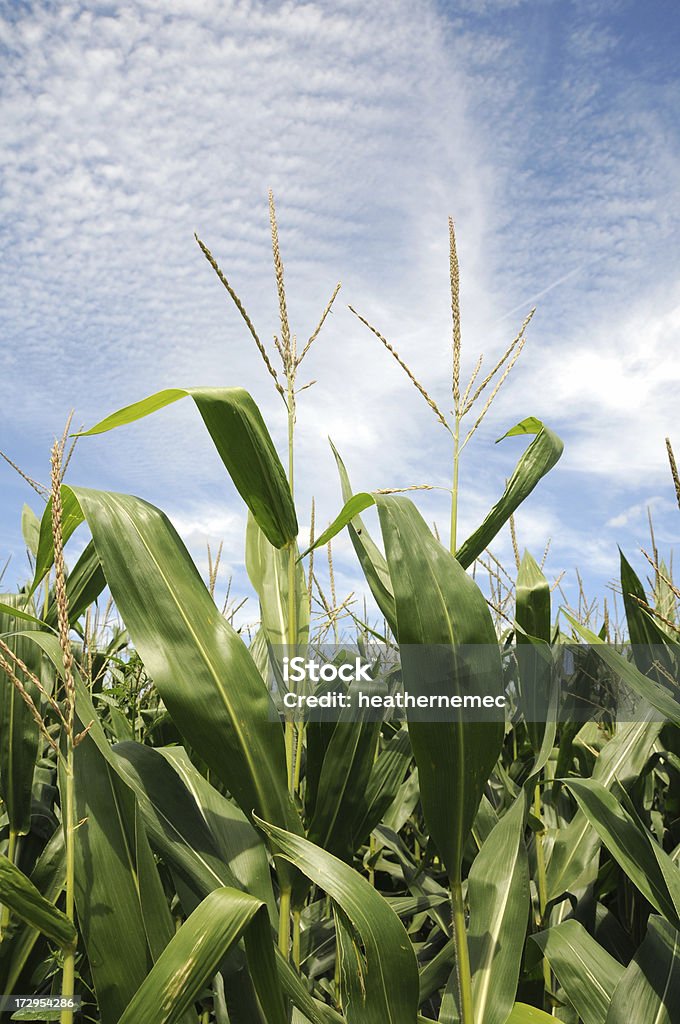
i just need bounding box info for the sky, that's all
[1,0,679,631]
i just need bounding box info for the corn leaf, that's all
[376,495,504,881]
[256,817,420,1024]
[565,777,680,929]
[117,887,287,1024]
[0,851,75,951]
[532,919,624,1024]
[0,596,43,835]
[77,386,297,547]
[64,486,303,887]
[606,916,680,1024]
[454,419,563,569]
[546,710,664,900]
[468,792,530,1024]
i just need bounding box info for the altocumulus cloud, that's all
[1,0,679,612]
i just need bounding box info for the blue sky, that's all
[1,0,679,629]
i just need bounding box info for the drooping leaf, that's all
[564,614,680,726]
[546,710,664,900]
[455,419,563,569]
[532,919,624,1024]
[117,887,287,1024]
[77,386,297,547]
[606,916,680,1024]
[565,777,680,929]
[257,817,419,1024]
[0,851,75,951]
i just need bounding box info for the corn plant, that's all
[0,203,679,1024]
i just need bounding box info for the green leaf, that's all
[0,602,46,628]
[111,741,243,898]
[21,504,41,557]
[65,486,302,887]
[376,495,504,881]
[70,726,162,1023]
[159,746,278,924]
[546,711,664,900]
[506,1002,565,1022]
[563,614,680,726]
[0,828,65,994]
[0,596,43,834]
[245,511,309,649]
[606,916,680,1024]
[118,887,287,1024]
[44,539,106,629]
[468,793,530,1024]
[78,386,297,547]
[456,419,563,569]
[306,695,382,861]
[532,919,624,1024]
[564,777,680,929]
[328,441,397,626]
[0,851,76,951]
[256,817,420,1024]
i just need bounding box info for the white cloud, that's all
[1,0,679,605]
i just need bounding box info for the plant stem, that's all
[60,743,76,1024]
[278,886,291,957]
[534,783,552,1003]
[292,908,302,970]
[451,878,474,1024]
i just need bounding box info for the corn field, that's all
[1,201,680,1024]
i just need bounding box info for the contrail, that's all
[495,264,585,323]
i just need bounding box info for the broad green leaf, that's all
[306,701,382,861]
[257,817,419,1024]
[455,419,563,569]
[78,386,297,547]
[376,495,504,881]
[70,726,161,1023]
[468,792,530,1024]
[0,828,65,994]
[0,596,43,835]
[546,711,664,900]
[564,614,680,725]
[619,550,676,681]
[159,745,277,923]
[63,486,302,887]
[565,777,680,929]
[606,916,680,1024]
[44,539,106,629]
[0,601,46,627]
[0,851,75,950]
[351,727,412,848]
[245,511,309,649]
[21,504,41,557]
[532,919,624,1024]
[117,887,287,1024]
[112,741,243,898]
[506,1003,563,1023]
